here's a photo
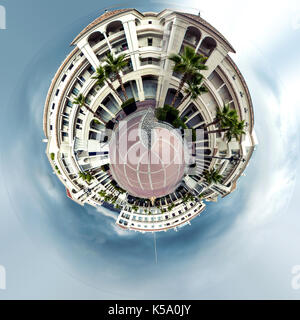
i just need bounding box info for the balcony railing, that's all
[183,36,198,46]
[140,58,160,66]
[113,42,129,54]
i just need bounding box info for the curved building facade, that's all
[43,9,257,233]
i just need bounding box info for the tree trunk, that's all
[106,79,124,102]
[171,74,188,107]
[116,72,128,101]
[204,119,220,129]
[177,92,191,110]
[83,103,105,124]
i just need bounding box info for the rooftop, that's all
[71,8,134,45]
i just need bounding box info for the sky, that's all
[0,0,300,299]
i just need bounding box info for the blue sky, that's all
[0,0,300,299]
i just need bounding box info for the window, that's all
[50,125,53,131]
[148,21,152,24]
[52,103,55,110]
[148,38,153,46]
[88,66,95,74]
[68,64,74,70]
[67,100,73,107]
[79,76,86,83]
[72,87,79,96]
[55,89,60,96]
[61,74,67,82]
[89,88,97,96]
[121,43,128,51]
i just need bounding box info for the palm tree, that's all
[204,104,238,129]
[104,195,113,203]
[168,46,208,107]
[104,52,129,101]
[203,168,223,185]
[73,94,103,122]
[182,193,195,203]
[177,73,207,109]
[98,190,107,198]
[92,66,123,102]
[225,120,246,142]
[206,119,246,142]
[132,205,138,212]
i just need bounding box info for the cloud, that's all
[1,0,300,299]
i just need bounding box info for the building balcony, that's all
[140,57,161,66]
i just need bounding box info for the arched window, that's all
[199,36,217,58]
[106,21,124,36]
[184,26,201,46]
[101,94,119,115]
[135,18,141,26]
[117,80,138,101]
[164,88,184,108]
[88,31,105,48]
[90,119,105,131]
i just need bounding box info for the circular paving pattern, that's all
[109,109,187,198]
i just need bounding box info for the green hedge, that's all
[101,164,110,172]
[121,98,135,109]
[78,172,94,183]
[155,104,187,129]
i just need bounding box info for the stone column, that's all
[178,96,192,114]
[122,17,140,71]
[202,46,228,78]
[100,104,115,117]
[136,77,145,101]
[103,32,112,52]
[78,41,99,70]
[158,18,187,107]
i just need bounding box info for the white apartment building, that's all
[43,8,257,233]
